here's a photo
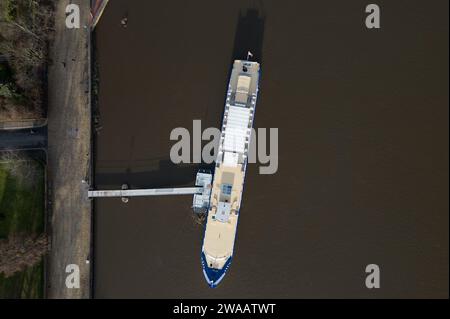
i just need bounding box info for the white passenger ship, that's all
[201,60,260,287]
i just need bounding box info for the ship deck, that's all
[202,60,260,273]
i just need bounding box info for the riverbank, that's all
[46,0,92,299]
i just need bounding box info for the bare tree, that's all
[0,0,54,121]
[0,233,48,277]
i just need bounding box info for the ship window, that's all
[221,184,232,195]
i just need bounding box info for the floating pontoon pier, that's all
[88,170,212,209]
[88,187,203,198]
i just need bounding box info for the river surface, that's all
[93,0,448,298]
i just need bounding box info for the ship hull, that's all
[201,252,232,288]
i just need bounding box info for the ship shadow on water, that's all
[95,159,214,189]
[231,8,265,63]
[95,8,265,192]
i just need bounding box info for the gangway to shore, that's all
[88,171,213,210]
[88,187,203,198]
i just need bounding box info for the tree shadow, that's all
[94,8,266,191]
[95,159,214,189]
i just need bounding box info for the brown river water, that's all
[93,0,448,298]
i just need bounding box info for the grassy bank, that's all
[0,158,45,298]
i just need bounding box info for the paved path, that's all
[0,127,47,150]
[46,0,92,299]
